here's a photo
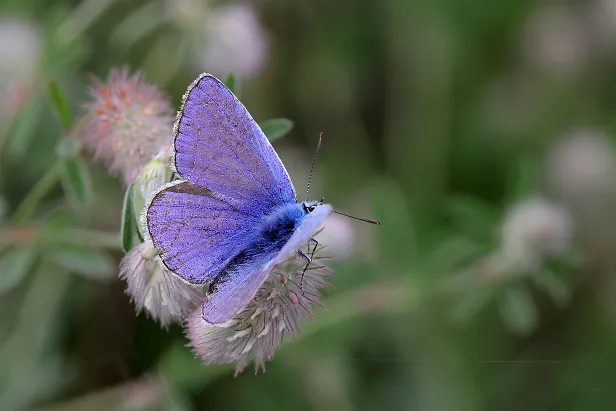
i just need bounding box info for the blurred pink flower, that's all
[81,68,175,185]
[314,214,356,259]
[500,196,573,270]
[546,130,616,199]
[520,5,589,77]
[588,0,616,52]
[0,18,41,125]
[198,3,269,78]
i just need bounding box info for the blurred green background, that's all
[3,0,616,410]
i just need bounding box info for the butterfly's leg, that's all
[308,237,319,260]
[297,249,312,290]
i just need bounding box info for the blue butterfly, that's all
[145,74,377,325]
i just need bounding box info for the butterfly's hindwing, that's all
[147,181,258,283]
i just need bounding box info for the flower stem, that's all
[0,227,122,250]
[301,281,417,340]
[12,160,63,225]
[26,377,163,411]
[53,228,122,249]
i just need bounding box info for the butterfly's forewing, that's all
[172,73,296,214]
[202,204,332,324]
[146,181,259,283]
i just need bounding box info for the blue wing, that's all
[147,73,297,284]
[172,73,296,214]
[146,181,259,284]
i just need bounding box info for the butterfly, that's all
[145,73,377,325]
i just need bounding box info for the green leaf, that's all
[544,252,582,276]
[224,73,239,96]
[0,247,37,295]
[62,157,92,206]
[11,161,63,225]
[48,81,72,130]
[450,286,494,324]
[444,195,498,241]
[423,235,485,272]
[55,137,82,159]
[499,285,538,336]
[121,185,138,252]
[6,99,43,159]
[0,196,7,221]
[42,211,77,235]
[131,186,146,242]
[259,118,294,142]
[507,156,540,202]
[48,245,114,281]
[159,342,231,392]
[371,179,416,270]
[533,269,570,309]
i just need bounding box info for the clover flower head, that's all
[522,4,588,77]
[133,150,174,237]
[0,18,41,119]
[0,17,41,88]
[185,245,332,375]
[119,242,204,327]
[81,68,175,185]
[137,150,173,200]
[313,213,356,259]
[546,130,616,198]
[199,3,269,78]
[500,196,573,270]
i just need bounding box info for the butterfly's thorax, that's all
[259,203,307,245]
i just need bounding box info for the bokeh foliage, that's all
[2,0,616,410]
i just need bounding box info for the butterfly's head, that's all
[302,199,324,214]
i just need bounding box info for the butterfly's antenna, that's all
[305,132,323,202]
[333,210,381,225]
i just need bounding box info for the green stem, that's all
[0,268,72,410]
[0,227,122,250]
[57,0,119,46]
[26,377,163,411]
[12,161,63,225]
[301,281,416,340]
[53,228,121,249]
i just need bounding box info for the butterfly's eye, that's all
[303,202,316,213]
